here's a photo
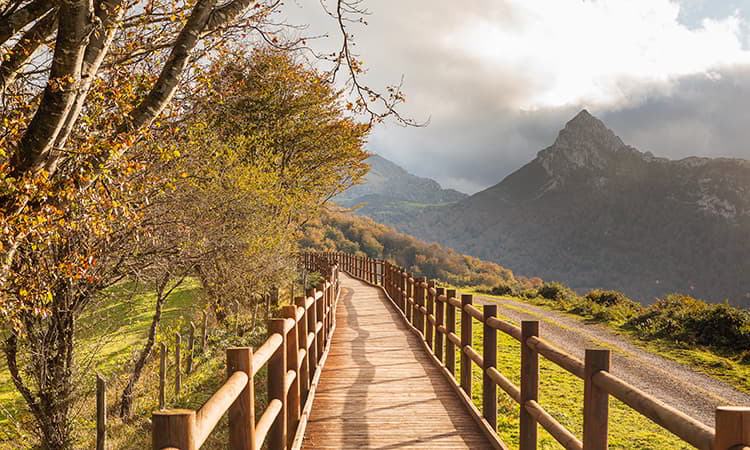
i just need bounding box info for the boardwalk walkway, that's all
[302,274,493,449]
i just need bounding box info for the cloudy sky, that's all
[281,0,750,193]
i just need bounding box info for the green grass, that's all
[448,304,691,449]
[0,275,288,449]
[0,279,203,447]
[471,288,750,395]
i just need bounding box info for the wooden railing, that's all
[151,259,340,450]
[315,251,750,450]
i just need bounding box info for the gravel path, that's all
[474,294,750,427]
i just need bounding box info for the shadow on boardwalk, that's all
[302,275,493,449]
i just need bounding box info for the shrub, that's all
[490,282,515,296]
[538,282,573,301]
[626,294,750,351]
[586,289,630,306]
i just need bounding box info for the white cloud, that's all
[444,0,750,108]
[279,1,750,193]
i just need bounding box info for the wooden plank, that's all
[302,275,496,449]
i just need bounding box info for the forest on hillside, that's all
[300,208,518,288]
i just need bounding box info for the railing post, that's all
[399,269,407,313]
[316,282,325,359]
[583,349,610,449]
[175,332,181,395]
[152,409,197,450]
[416,277,427,336]
[187,322,196,374]
[460,294,473,396]
[306,287,318,381]
[295,297,310,402]
[426,280,434,351]
[159,342,167,409]
[227,347,255,450]
[406,273,413,324]
[283,306,301,447]
[520,320,539,450]
[96,374,106,450]
[435,287,445,363]
[446,289,457,377]
[715,407,750,450]
[483,305,497,431]
[268,319,288,450]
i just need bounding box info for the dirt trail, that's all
[475,294,750,427]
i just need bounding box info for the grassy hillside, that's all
[0,279,288,448]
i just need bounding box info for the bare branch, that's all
[0,0,55,47]
[0,7,57,92]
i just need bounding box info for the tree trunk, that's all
[6,310,77,449]
[119,288,166,418]
[120,276,184,419]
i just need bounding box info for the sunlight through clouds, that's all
[445,0,750,108]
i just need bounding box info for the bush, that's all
[490,282,515,296]
[586,289,630,306]
[626,294,750,351]
[538,282,573,301]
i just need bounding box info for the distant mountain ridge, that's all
[369,111,750,305]
[337,154,466,204]
[335,154,466,225]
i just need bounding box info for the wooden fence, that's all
[151,258,340,450]
[313,251,750,450]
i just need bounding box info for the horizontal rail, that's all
[463,345,483,368]
[525,400,582,450]
[486,316,521,341]
[298,349,306,370]
[285,370,296,394]
[446,295,462,309]
[252,333,283,377]
[255,399,283,450]
[526,336,584,379]
[195,371,249,447]
[282,317,296,334]
[593,370,715,450]
[486,367,520,403]
[464,304,484,322]
[446,331,461,347]
[306,332,314,350]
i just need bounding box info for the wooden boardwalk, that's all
[302,274,494,449]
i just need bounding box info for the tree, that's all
[0,0,405,445]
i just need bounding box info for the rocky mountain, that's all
[396,110,750,305]
[335,154,466,226]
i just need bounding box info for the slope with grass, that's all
[0,279,286,449]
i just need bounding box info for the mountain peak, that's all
[566,109,603,129]
[536,110,631,178]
